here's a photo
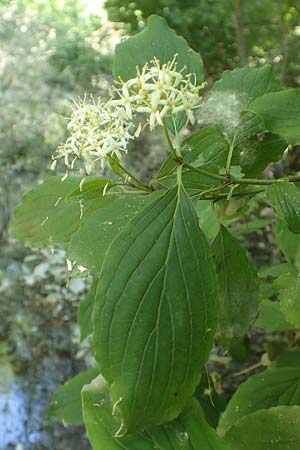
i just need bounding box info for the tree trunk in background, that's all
[277,0,290,86]
[235,0,247,66]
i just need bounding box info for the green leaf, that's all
[230,110,263,146]
[276,272,300,328]
[232,218,275,237]
[275,220,300,269]
[67,177,115,198]
[10,176,113,248]
[212,225,260,338]
[48,368,98,425]
[82,375,230,450]
[212,65,281,108]
[165,110,188,135]
[209,66,284,177]
[155,125,228,190]
[255,299,293,332]
[196,200,220,241]
[224,406,300,450]
[228,335,251,364]
[219,366,300,436]
[180,126,227,189]
[237,132,287,178]
[259,281,279,300]
[82,375,154,450]
[228,112,283,179]
[69,192,163,276]
[210,67,275,136]
[113,15,204,84]
[259,263,296,279]
[265,341,289,362]
[78,280,98,341]
[182,125,229,172]
[248,89,300,145]
[11,176,83,247]
[273,350,300,368]
[267,181,300,234]
[93,182,219,432]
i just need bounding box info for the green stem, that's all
[233,362,263,378]
[163,121,177,159]
[202,188,265,201]
[284,174,300,182]
[226,143,235,176]
[184,161,300,186]
[232,177,279,186]
[105,189,148,196]
[151,166,178,186]
[114,160,151,192]
[177,164,182,185]
[190,185,228,200]
[183,162,230,182]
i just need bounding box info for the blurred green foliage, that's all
[0,0,112,237]
[104,0,300,84]
[0,4,109,443]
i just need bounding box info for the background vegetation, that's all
[0,1,300,448]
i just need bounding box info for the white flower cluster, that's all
[53,98,137,174]
[53,57,204,173]
[111,57,204,130]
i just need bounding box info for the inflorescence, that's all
[52,57,205,174]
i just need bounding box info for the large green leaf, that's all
[48,367,98,425]
[230,111,262,146]
[78,280,98,341]
[196,200,220,241]
[209,65,284,178]
[275,220,300,269]
[67,177,115,198]
[273,350,300,368]
[259,263,296,279]
[179,126,228,190]
[10,176,113,248]
[266,181,300,234]
[69,192,162,276]
[218,367,300,435]
[237,132,287,178]
[212,225,260,338]
[182,125,229,171]
[275,272,300,329]
[232,217,275,237]
[82,375,230,450]
[248,89,300,145]
[212,65,281,108]
[224,406,300,450]
[93,181,219,432]
[255,299,293,332]
[155,125,228,190]
[113,15,204,84]
[82,375,155,450]
[210,66,279,139]
[11,176,82,247]
[227,112,287,178]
